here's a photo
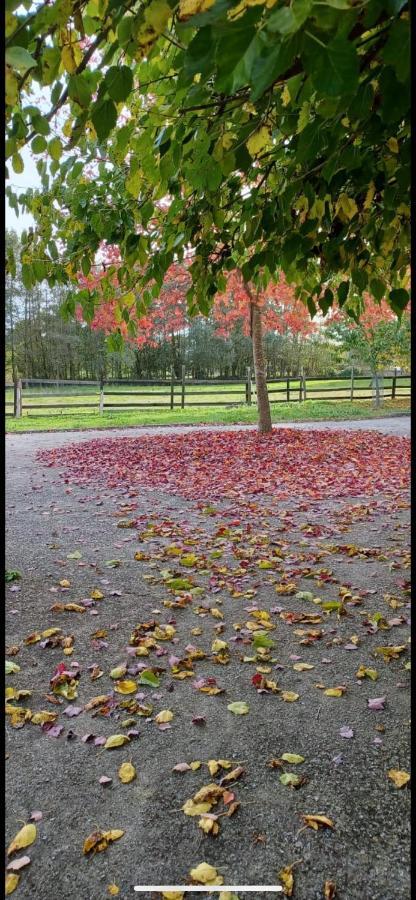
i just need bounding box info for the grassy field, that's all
[5,397,410,433]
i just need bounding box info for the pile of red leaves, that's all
[38,429,410,502]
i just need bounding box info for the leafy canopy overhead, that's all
[5,0,410,327]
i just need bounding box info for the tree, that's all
[80,255,315,428]
[326,298,410,406]
[5,0,410,338]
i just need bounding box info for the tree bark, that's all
[243,279,272,433]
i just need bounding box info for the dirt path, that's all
[5,423,410,900]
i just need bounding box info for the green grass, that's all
[5,398,410,433]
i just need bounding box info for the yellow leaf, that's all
[281,692,299,702]
[336,193,358,221]
[178,0,215,19]
[279,863,294,897]
[212,639,228,652]
[324,687,346,697]
[387,137,399,153]
[355,665,378,681]
[103,829,124,842]
[364,181,376,210]
[118,762,136,783]
[7,823,37,856]
[90,589,104,600]
[280,753,305,764]
[182,799,213,817]
[114,680,137,695]
[387,769,410,788]
[6,70,19,106]
[31,711,58,726]
[162,893,184,900]
[108,886,120,896]
[281,85,291,107]
[246,126,272,157]
[59,579,70,587]
[301,814,334,831]
[198,815,220,835]
[104,734,130,749]
[293,663,314,672]
[144,0,171,32]
[190,761,202,771]
[61,44,78,74]
[189,862,224,885]
[6,874,20,895]
[155,709,174,723]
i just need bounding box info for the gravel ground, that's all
[5,421,410,900]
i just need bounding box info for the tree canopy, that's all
[6,0,410,327]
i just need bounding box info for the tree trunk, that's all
[242,280,272,433]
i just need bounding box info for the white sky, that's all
[6,144,40,233]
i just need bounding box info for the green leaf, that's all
[227,701,249,715]
[6,661,21,675]
[382,19,409,83]
[266,0,311,35]
[12,153,24,174]
[302,36,359,97]
[6,46,37,72]
[5,570,21,583]
[252,631,275,649]
[32,114,50,136]
[48,137,63,161]
[369,278,386,303]
[91,99,117,142]
[250,37,298,101]
[31,135,47,154]
[68,74,93,107]
[319,288,333,316]
[337,281,349,306]
[351,268,368,292]
[279,772,302,786]
[104,66,134,102]
[138,670,160,687]
[389,288,409,318]
[280,753,305,764]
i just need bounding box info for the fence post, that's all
[170,369,175,410]
[181,365,186,409]
[98,377,104,414]
[302,370,307,401]
[286,377,290,403]
[391,367,397,400]
[14,378,22,418]
[350,366,354,402]
[299,368,303,402]
[246,366,252,405]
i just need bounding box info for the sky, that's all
[6,144,40,233]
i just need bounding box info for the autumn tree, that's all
[5,0,410,429]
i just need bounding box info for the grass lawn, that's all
[5,398,410,433]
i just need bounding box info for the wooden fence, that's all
[5,368,411,418]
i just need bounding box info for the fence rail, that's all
[4,368,411,418]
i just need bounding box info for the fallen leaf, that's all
[280,753,305,764]
[189,862,224,885]
[324,881,337,899]
[104,734,131,749]
[83,828,124,855]
[301,814,334,831]
[118,762,136,783]
[155,709,174,724]
[5,874,20,895]
[387,769,410,788]
[6,856,31,872]
[7,823,37,856]
[281,691,299,702]
[279,863,295,896]
[227,702,249,715]
[367,697,386,710]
